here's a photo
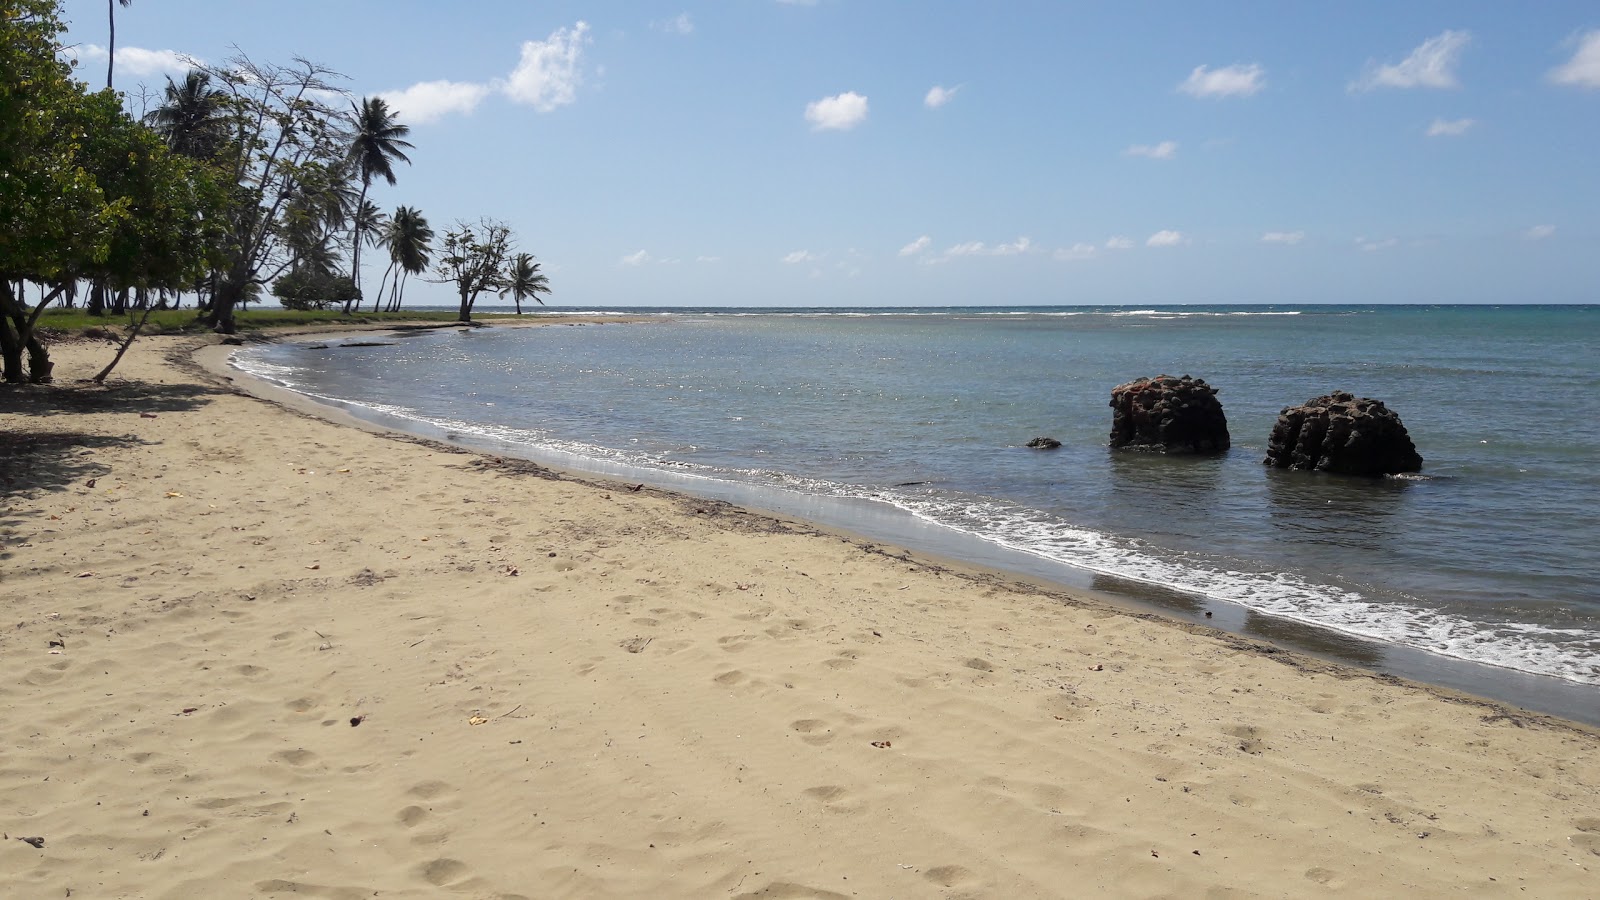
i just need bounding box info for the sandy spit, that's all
[2,329,1597,899]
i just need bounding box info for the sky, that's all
[56,1,1600,307]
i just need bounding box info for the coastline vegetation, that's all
[0,0,549,385]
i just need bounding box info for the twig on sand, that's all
[495,704,523,720]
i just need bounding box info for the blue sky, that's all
[59,1,1600,307]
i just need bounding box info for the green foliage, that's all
[271,268,359,311]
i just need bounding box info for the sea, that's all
[233,305,1600,721]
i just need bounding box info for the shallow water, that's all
[238,305,1600,696]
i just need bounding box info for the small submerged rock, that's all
[1026,436,1062,450]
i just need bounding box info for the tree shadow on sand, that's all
[0,379,226,418]
[0,431,155,566]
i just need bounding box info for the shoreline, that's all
[213,324,1600,726]
[3,330,1597,896]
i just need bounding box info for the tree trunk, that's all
[92,304,155,384]
[372,258,395,313]
[457,287,472,323]
[106,0,116,89]
[344,180,371,315]
[88,279,107,316]
[0,308,22,384]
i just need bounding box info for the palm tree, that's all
[345,97,412,305]
[499,253,551,314]
[376,206,433,312]
[145,70,229,159]
[107,0,132,89]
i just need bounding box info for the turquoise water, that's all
[238,305,1600,693]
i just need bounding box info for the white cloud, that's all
[1125,140,1178,160]
[653,13,694,35]
[1053,243,1099,261]
[1146,230,1186,247]
[899,235,932,256]
[1357,236,1399,252]
[1104,236,1134,251]
[1426,117,1476,137]
[696,255,721,263]
[924,85,959,109]
[1353,30,1470,91]
[782,250,816,264]
[71,43,195,79]
[379,80,491,124]
[942,237,1032,259]
[1178,63,1265,98]
[1550,30,1600,88]
[503,21,591,112]
[805,91,869,131]
[1261,231,1306,245]
[1524,224,1557,241]
[620,250,651,267]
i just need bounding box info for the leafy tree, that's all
[499,253,551,314]
[345,96,411,307]
[145,69,229,159]
[433,219,513,323]
[0,1,143,380]
[376,205,433,311]
[271,268,358,310]
[190,54,350,333]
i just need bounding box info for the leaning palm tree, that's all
[107,0,132,89]
[145,70,229,159]
[499,253,551,314]
[377,206,433,312]
[345,97,413,304]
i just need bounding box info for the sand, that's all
[2,328,1597,899]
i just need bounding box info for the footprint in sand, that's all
[923,865,979,889]
[397,805,429,827]
[1225,723,1266,754]
[714,670,748,686]
[963,657,995,672]
[717,634,757,652]
[234,664,268,677]
[790,719,836,746]
[272,748,318,766]
[417,858,470,887]
[409,780,457,801]
[1572,818,1600,856]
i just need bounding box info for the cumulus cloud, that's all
[620,250,652,267]
[1524,224,1557,241]
[1353,30,1470,91]
[1550,30,1600,88]
[1426,117,1476,137]
[924,85,960,109]
[1357,236,1399,252]
[1053,243,1099,261]
[503,21,591,112]
[1125,140,1178,160]
[944,237,1032,258]
[805,91,869,131]
[71,44,195,79]
[1146,230,1186,247]
[1261,231,1306,245]
[375,22,590,124]
[1104,236,1134,251]
[1178,63,1265,98]
[782,250,817,264]
[380,80,491,124]
[898,235,932,256]
[653,13,694,35]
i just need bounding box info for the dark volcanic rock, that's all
[1108,375,1230,454]
[1264,391,1422,476]
[1026,437,1062,450]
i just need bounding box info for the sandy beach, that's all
[2,328,1597,899]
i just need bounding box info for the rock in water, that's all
[1108,375,1230,454]
[1264,392,1422,476]
[1026,437,1062,450]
